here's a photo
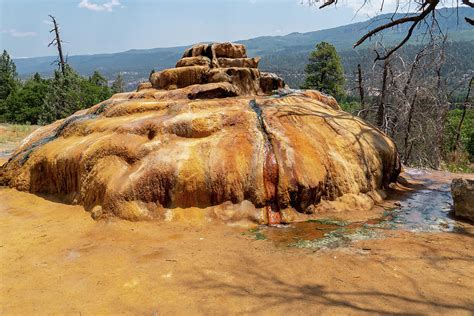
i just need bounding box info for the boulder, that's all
[451,178,474,221]
[212,42,247,58]
[260,72,286,94]
[186,82,240,99]
[217,57,260,68]
[137,81,152,91]
[176,56,211,68]
[150,66,209,90]
[206,67,261,95]
[182,43,211,58]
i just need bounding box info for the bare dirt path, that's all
[1,168,473,314]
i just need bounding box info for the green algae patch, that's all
[290,227,379,249]
[306,218,349,226]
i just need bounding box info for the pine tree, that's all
[111,73,125,93]
[4,73,49,124]
[40,65,82,124]
[0,50,20,122]
[0,50,19,101]
[81,70,112,107]
[89,71,107,87]
[301,42,345,100]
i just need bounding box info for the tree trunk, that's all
[48,15,66,76]
[377,59,389,130]
[403,90,418,164]
[453,77,473,152]
[357,64,366,118]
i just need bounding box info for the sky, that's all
[0,0,416,58]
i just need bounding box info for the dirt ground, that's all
[1,163,473,315]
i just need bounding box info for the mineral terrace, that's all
[0,42,401,225]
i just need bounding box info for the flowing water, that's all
[252,169,462,249]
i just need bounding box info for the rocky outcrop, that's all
[217,57,260,68]
[0,42,401,225]
[260,72,286,95]
[150,42,284,97]
[451,178,474,221]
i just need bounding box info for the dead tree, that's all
[305,0,473,60]
[403,89,418,164]
[462,0,474,24]
[48,15,66,75]
[377,58,390,130]
[357,64,366,118]
[453,77,473,152]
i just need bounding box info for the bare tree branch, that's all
[48,15,66,75]
[461,0,474,8]
[354,0,440,60]
[306,0,472,59]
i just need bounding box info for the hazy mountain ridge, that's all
[13,7,473,90]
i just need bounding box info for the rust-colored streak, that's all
[249,99,282,225]
[263,145,281,225]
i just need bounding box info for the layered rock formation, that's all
[0,42,401,225]
[148,42,284,96]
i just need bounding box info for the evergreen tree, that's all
[0,50,19,101]
[40,67,112,124]
[4,73,49,124]
[81,70,112,107]
[0,50,20,121]
[40,65,83,124]
[111,73,125,93]
[89,70,108,87]
[301,42,345,100]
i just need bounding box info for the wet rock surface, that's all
[255,168,472,248]
[0,43,401,223]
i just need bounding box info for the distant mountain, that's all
[14,7,473,90]
[241,7,472,55]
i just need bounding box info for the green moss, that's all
[306,218,349,226]
[290,227,379,249]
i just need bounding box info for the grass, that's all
[443,162,474,173]
[0,124,39,144]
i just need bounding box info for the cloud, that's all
[1,29,37,38]
[78,0,122,12]
[42,19,54,25]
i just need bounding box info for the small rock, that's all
[91,205,103,220]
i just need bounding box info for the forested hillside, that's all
[261,41,474,91]
[13,7,473,92]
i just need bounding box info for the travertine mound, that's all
[0,42,400,224]
[149,42,283,95]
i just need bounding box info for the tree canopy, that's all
[0,50,114,125]
[301,42,345,100]
[0,50,19,101]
